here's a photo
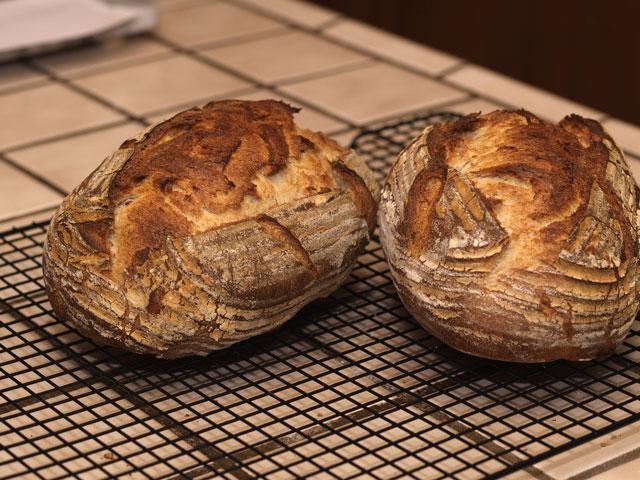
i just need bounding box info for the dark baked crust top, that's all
[403,109,636,269]
[110,100,317,209]
[77,100,353,276]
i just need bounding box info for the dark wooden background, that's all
[310,0,640,125]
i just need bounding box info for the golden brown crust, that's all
[403,164,446,258]
[379,109,640,362]
[101,100,350,275]
[331,159,378,233]
[111,100,309,208]
[43,100,379,358]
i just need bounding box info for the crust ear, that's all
[404,167,509,272]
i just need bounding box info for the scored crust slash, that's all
[43,100,379,359]
[378,109,640,363]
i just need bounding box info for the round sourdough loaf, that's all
[378,109,640,362]
[43,100,379,358]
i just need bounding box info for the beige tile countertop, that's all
[0,1,639,480]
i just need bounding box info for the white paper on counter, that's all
[0,0,157,62]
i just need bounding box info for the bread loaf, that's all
[378,109,639,362]
[43,100,379,358]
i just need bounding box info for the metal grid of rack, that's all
[1,112,639,480]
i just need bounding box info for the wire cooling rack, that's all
[1,112,639,480]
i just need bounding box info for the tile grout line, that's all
[333,96,473,134]
[148,32,362,130]
[293,329,554,480]
[314,22,469,82]
[0,153,67,197]
[0,26,286,100]
[227,0,463,82]
[36,49,178,83]
[0,221,275,478]
[298,15,615,123]
[0,117,129,225]
[162,377,468,480]
[0,78,52,99]
[1,0,314,102]
[213,0,496,126]
[311,13,347,32]
[0,322,313,421]
[566,445,640,480]
[434,59,471,80]
[255,58,375,88]
[437,72,610,123]
[0,118,139,156]
[299,24,579,122]
[155,0,216,15]
[25,58,148,126]
[231,0,342,32]
[0,206,58,231]
[160,25,294,53]
[0,59,150,197]
[1,304,257,480]
[166,0,486,129]
[141,85,262,119]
